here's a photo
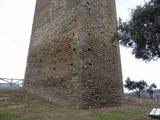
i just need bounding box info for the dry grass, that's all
[0,88,159,120]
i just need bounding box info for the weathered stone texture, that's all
[24,0,124,109]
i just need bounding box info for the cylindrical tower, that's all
[24,0,124,109]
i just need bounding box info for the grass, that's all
[0,110,49,120]
[93,112,119,120]
[0,88,159,120]
[0,111,17,120]
[93,109,142,120]
[0,110,38,120]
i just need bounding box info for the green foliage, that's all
[0,111,18,120]
[124,77,148,98]
[93,112,118,120]
[118,0,160,61]
[93,110,141,120]
[147,83,157,99]
[0,110,41,120]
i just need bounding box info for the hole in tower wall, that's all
[88,48,91,51]
[88,33,91,35]
[88,74,92,76]
[89,63,92,66]
[72,48,76,51]
[71,64,73,66]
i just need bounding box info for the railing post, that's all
[10,78,13,87]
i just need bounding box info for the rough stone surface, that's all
[24,0,124,109]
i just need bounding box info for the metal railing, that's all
[0,78,23,87]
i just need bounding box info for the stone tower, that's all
[24,0,124,109]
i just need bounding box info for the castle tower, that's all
[24,0,124,109]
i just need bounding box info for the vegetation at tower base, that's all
[124,77,148,98]
[118,0,160,61]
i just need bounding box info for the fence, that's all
[0,78,23,87]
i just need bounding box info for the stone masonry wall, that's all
[24,0,124,109]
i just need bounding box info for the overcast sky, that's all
[0,0,159,90]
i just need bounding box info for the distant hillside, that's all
[154,89,160,93]
[125,89,160,99]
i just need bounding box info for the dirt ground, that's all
[0,88,159,120]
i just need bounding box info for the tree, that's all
[147,83,157,99]
[124,77,148,98]
[118,0,160,61]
